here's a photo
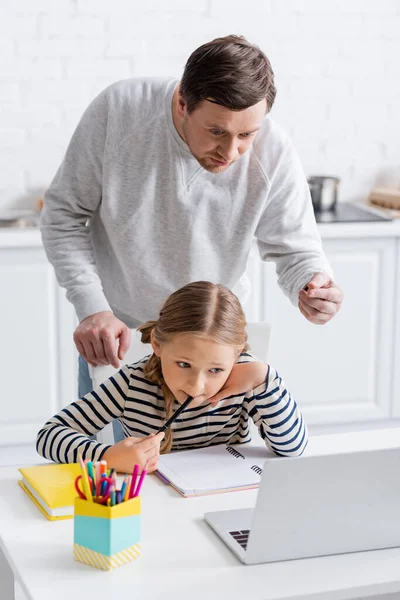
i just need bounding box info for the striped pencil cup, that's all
[73,496,141,571]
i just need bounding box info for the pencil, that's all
[110,484,116,507]
[124,476,131,502]
[129,464,139,499]
[110,468,117,488]
[157,396,194,433]
[78,453,93,502]
[86,461,96,495]
[133,460,149,498]
[120,475,128,500]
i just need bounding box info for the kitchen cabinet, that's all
[392,238,400,419]
[0,230,77,447]
[244,221,400,434]
[1,219,399,452]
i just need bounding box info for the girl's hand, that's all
[208,362,268,406]
[102,432,165,473]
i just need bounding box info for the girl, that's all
[36,281,308,473]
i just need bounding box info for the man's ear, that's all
[150,329,161,357]
[177,90,188,119]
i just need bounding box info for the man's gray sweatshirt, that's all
[41,77,332,327]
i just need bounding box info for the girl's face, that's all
[151,333,240,407]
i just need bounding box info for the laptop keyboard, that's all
[229,529,250,550]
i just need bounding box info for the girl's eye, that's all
[210,368,223,374]
[177,362,190,368]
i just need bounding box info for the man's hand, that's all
[73,310,131,368]
[298,272,343,325]
[102,432,164,474]
[207,362,268,406]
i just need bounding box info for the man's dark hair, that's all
[180,34,277,114]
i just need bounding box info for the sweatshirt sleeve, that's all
[36,366,131,464]
[40,90,112,322]
[255,142,334,307]
[246,364,308,457]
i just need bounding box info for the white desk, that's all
[1,429,400,600]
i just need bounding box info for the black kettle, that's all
[308,176,340,212]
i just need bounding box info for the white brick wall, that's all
[1,0,399,209]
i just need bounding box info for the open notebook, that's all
[156,444,270,497]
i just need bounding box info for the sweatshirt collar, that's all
[164,79,195,157]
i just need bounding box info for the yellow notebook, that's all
[18,462,81,521]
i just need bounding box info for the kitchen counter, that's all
[1,218,400,248]
[318,219,400,238]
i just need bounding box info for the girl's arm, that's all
[246,364,308,457]
[208,351,264,405]
[36,366,131,464]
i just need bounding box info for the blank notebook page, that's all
[157,444,273,494]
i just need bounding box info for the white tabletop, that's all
[2,429,400,600]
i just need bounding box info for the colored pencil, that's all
[120,475,128,500]
[129,464,139,499]
[134,461,149,498]
[124,476,131,502]
[86,461,96,495]
[110,485,116,507]
[78,453,93,502]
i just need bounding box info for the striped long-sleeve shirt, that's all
[36,353,308,463]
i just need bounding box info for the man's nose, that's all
[218,138,239,161]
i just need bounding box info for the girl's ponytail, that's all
[137,319,174,454]
[137,320,158,344]
[140,352,175,454]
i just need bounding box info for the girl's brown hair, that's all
[180,34,277,114]
[137,281,248,453]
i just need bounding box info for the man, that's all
[41,34,343,404]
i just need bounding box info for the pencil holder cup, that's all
[73,497,141,571]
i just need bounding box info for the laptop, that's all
[204,447,400,565]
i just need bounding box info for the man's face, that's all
[180,97,267,173]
